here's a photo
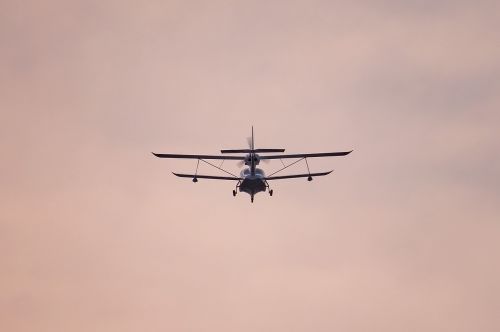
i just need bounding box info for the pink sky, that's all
[1,1,499,331]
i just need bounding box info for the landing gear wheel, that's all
[232,190,237,197]
[269,189,273,196]
[251,196,254,203]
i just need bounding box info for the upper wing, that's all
[152,152,244,160]
[260,150,352,160]
[265,170,332,180]
[220,148,285,153]
[173,173,241,180]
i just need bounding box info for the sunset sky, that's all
[1,1,499,331]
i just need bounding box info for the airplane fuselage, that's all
[239,164,267,199]
[237,152,269,201]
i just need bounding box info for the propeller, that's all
[236,137,252,167]
[236,137,270,168]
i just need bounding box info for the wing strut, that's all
[193,158,201,182]
[304,157,313,180]
[266,157,307,178]
[198,158,239,179]
[266,157,321,181]
[181,158,241,182]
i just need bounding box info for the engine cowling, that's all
[244,154,261,166]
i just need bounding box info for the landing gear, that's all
[307,176,313,181]
[251,196,254,203]
[233,180,241,197]
[193,177,198,183]
[265,180,273,197]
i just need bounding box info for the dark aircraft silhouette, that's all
[152,127,352,203]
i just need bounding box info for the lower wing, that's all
[265,170,332,180]
[173,173,241,180]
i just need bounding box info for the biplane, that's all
[152,127,352,202]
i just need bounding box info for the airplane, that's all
[152,127,352,203]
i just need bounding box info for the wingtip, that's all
[151,152,159,157]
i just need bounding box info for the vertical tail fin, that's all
[251,126,254,150]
